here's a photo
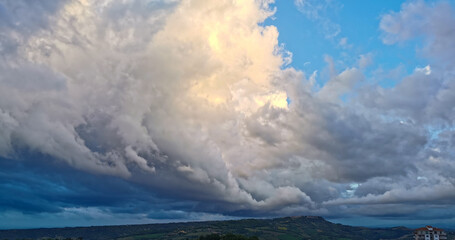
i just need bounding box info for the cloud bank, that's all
[1,0,455,227]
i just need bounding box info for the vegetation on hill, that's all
[1,216,452,240]
[198,233,259,240]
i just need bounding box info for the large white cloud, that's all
[0,0,455,221]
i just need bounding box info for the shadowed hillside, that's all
[0,216,429,240]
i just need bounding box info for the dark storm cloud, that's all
[0,154,212,222]
[0,156,147,212]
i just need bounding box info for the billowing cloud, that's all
[1,0,455,228]
[380,0,455,69]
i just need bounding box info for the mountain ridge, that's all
[0,216,447,240]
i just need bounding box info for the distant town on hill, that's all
[0,216,454,240]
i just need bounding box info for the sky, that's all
[1,0,455,230]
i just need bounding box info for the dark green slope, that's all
[0,216,421,240]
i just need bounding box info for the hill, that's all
[0,216,445,240]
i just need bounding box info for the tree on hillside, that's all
[199,233,259,240]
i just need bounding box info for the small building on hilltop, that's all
[414,226,447,240]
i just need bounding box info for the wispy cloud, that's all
[294,0,341,39]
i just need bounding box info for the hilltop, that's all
[0,216,445,240]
